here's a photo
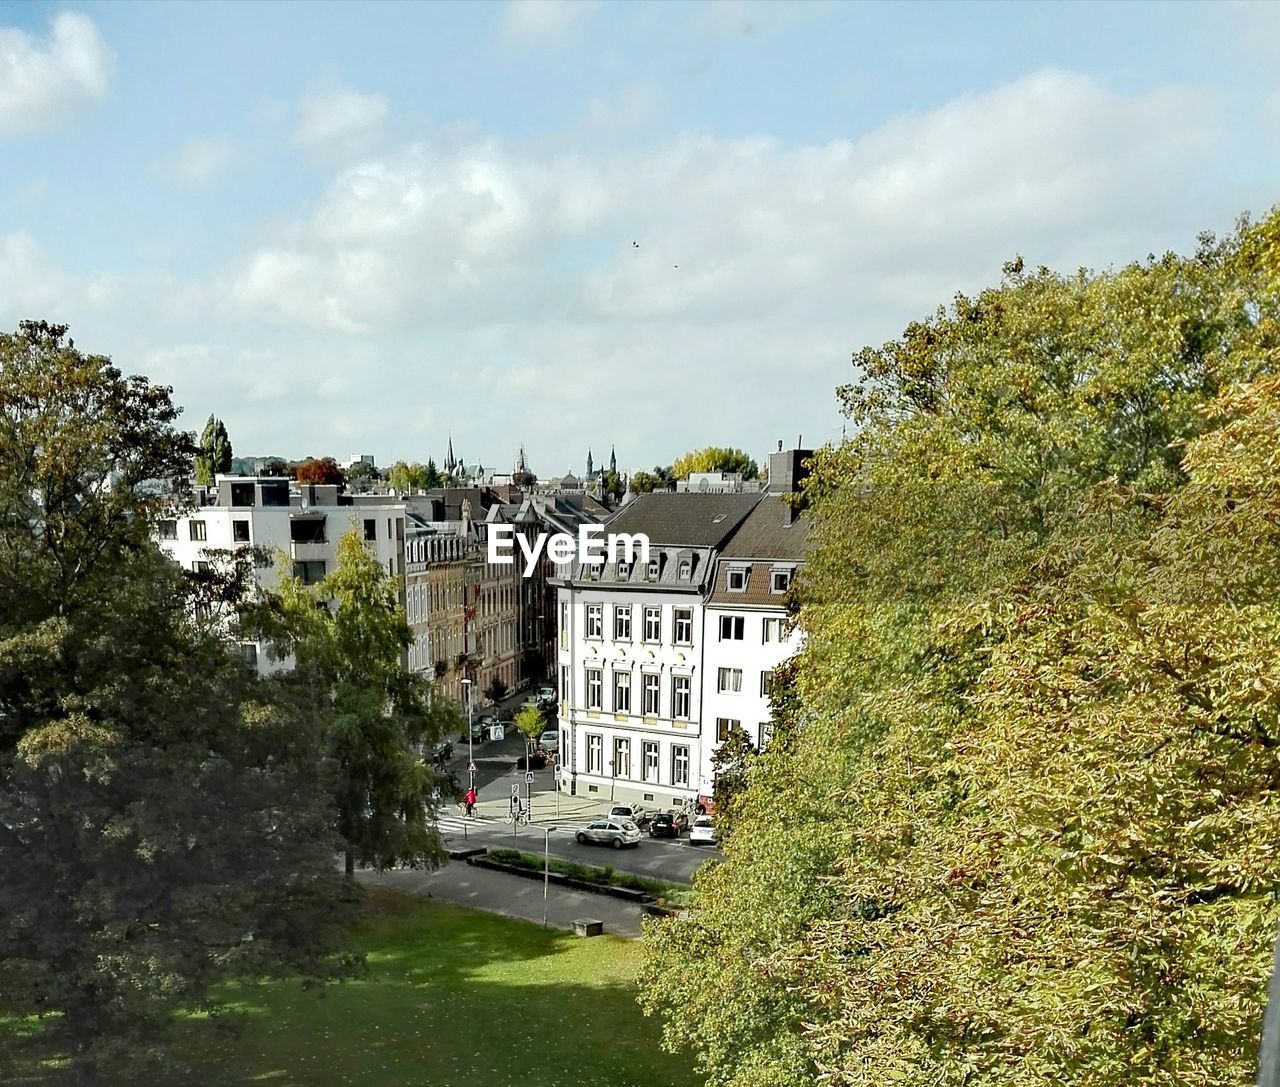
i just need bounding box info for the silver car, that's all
[538,730,559,754]
[575,819,641,849]
[688,816,718,846]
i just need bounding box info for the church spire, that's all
[609,445,616,474]
[586,448,594,477]
[445,435,456,472]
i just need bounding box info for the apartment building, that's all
[404,532,468,701]
[552,492,761,806]
[155,476,408,672]
[551,447,812,808]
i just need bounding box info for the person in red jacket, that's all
[464,787,477,817]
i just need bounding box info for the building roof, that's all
[718,496,811,560]
[602,492,761,548]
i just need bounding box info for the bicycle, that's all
[503,805,530,826]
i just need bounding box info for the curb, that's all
[466,854,653,903]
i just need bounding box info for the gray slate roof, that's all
[603,492,761,548]
[718,496,811,560]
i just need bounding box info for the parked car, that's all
[537,686,557,707]
[688,816,718,845]
[459,720,484,743]
[607,803,651,829]
[538,730,559,754]
[575,819,641,849]
[648,810,689,838]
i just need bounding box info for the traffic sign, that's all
[468,762,477,773]
[511,784,519,797]
[525,771,534,784]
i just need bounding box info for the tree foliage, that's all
[672,447,759,481]
[709,724,755,839]
[294,456,345,485]
[256,532,459,877]
[629,469,666,494]
[388,460,430,493]
[641,213,1280,1087]
[484,678,509,705]
[0,323,357,1085]
[193,414,232,485]
[514,704,544,748]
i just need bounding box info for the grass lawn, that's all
[3,888,695,1087]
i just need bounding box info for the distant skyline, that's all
[1,1,1278,471]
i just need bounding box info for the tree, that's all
[193,414,232,485]
[258,532,459,878]
[388,460,429,493]
[629,470,664,494]
[603,469,624,502]
[295,456,345,485]
[671,446,758,481]
[259,456,288,476]
[0,322,357,1085]
[708,724,755,838]
[641,214,1280,1087]
[484,677,508,705]
[514,704,544,751]
[424,457,442,488]
[345,459,378,492]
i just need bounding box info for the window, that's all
[717,667,743,694]
[643,741,659,783]
[678,559,692,579]
[760,671,775,698]
[642,673,660,716]
[613,738,630,779]
[643,606,661,642]
[762,617,784,643]
[587,734,602,774]
[560,665,569,702]
[292,560,325,585]
[716,717,741,742]
[673,608,693,645]
[672,745,690,787]
[672,675,691,719]
[771,568,792,593]
[189,520,206,541]
[585,603,603,639]
[237,643,258,669]
[193,560,211,575]
[613,605,632,641]
[719,615,745,641]
[363,518,377,541]
[727,566,748,591]
[759,722,774,750]
[617,562,632,578]
[647,559,660,580]
[158,519,177,540]
[290,518,326,544]
[586,668,603,710]
[613,671,631,713]
[230,482,255,507]
[232,519,250,543]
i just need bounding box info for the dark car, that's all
[648,810,689,838]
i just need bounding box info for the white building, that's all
[700,495,808,797]
[155,476,407,672]
[552,449,812,810]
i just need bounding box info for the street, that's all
[437,693,723,884]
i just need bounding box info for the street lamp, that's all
[541,826,557,928]
[461,677,474,792]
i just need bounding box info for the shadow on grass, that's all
[3,886,692,1087]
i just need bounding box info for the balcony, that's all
[290,541,328,562]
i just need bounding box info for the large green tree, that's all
[672,446,758,481]
[0,322,357,1085]
[388,460,430,493]
[641,214,1280,1086]
[193,413,232,485]
[259,532,459,877]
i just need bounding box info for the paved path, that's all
[357,859,647,938]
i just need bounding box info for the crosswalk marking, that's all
[436,814,498,834]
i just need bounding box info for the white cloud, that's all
[225,70,1216,338]
[500,0,600,44]
[164,137,236,188]
[293,86,387,157]
[0,12,112,136]
[0,232,117,316]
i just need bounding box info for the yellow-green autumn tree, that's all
[641,212,1280,1087]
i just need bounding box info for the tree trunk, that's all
[345,847,354,879]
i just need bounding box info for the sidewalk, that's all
[357,859,645,938]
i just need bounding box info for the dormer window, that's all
[647,559,660,580]
[617,562,632,579]
[727,566,749,592]
[771,568,791,593]
[678,560,692,579]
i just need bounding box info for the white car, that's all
[538,730,559,754]
[688,816,718,846]
[575,819,641,849]
[607,803,650,827]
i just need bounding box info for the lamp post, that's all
[541,826,557,928]
[461,677,474,792]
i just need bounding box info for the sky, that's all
[1,1,1278,478]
